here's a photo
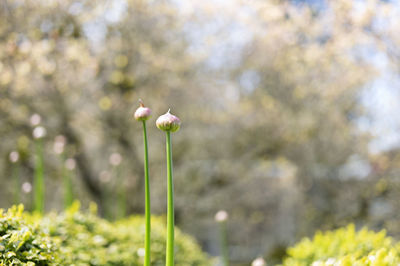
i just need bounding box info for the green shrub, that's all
[0,204,210,265]
[283,224,400,266]
[40,202,211,266]
[0,205,58,265]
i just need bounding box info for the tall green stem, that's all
[118,178,127,219]
[166,131,174,266]
[12,164,20,205]
[219,221,229,266]
[63,156,73,209]
[143,121,151,266]
[34,140,44,214]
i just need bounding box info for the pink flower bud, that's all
[134,99,152,121]
[215,210,228,222]
[252,257,267,266]
[33,126,47,139]
[156,109,181,132]
[9,151,20,163]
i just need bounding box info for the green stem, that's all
[166,131,174,266]
[143,121,151,266]
[104,186,112,220]
[117,166,126,219]
[34,140,44,214]
[63,156,73,209]
[219,221,229,266]
[12,164,20,205]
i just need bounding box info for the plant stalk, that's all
[12,164,20,204]
[118,180,127,219]
[34,139,44,214]
[166,131,174,266]
[219,221,229,266]
[63,155,73,209]
[143,121,151,266]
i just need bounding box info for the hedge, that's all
[0,204,211,266]
[283,224,400,266]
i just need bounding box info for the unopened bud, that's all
[53,135,66,154]
[33,126,47,139]
[65,158,76,170]
[22,182,32,193]
[109,152,122,166]
[215,210,228,222]
[99,170,112,183]
[156,109,181,132]
[252,257,267,266]
[134,99,152,121]
[30,113,41,126]
[9,151,20,163]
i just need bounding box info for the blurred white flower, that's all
[22,182,32,193]
[137,248,145,257]
[109,152,122,166]
[33,126,47,139]
[65,158,76,170]
[53,135,66,154]
[9,151,20,163]
[215,210,228,222]
[99,170,112,183]
[30,113,41,126]
[252,257,267,266]
[325,258,336,265]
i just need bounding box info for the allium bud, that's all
[215,210,228,222]
[65,158,76,170]
[22,182,32,193]
[99,170,112,183]
[9,151,20,163]
[53,135,66,154]
[134,99,152,121]
[109,152,122,166]
[252,257,267,266]
[30,113,41,126]
[137,248,145,257]
[33,126,47,139]
[156,109,181,132]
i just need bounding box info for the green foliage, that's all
[283,224,400,266]
[42,202,210,265]
[0,204,210,265]
[0,205,58,265]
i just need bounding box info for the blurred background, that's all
[1,0,400,264]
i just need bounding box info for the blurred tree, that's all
[1,0,399,264]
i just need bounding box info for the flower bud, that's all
[22,182,32,193]
[215,210,228,222]
[156,109,181,132]
[9,151,20,163]
[30,113,41,126]
[134,99,152,121]
[252,257,267,266]
[33,126,47,139]
[65,158,77,170]
[109,152,122,166]
[53,135,66,154]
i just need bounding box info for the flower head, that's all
[252,257,267,266]
[30,113,41,126]
[134,99,152,121]
[156,109,181,132]
[53,135,66,154]
[109,152,122,166]
[65,158,76,170]
[215,210,228,222]
[22,182,32,193]
[9,151,20,163]
[33,126,47,139]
